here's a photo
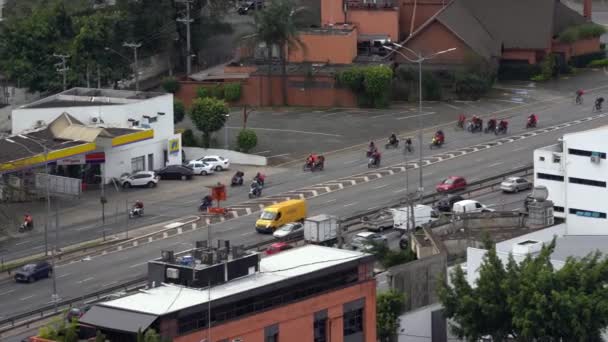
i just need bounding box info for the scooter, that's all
[495,125,508,135]
[385,139,399,149]
[199,198,212,212]
[18,221,33,233]
[129,207,144,218]
[368,156,380,168]
[248,184,262,198]
[231,172,244,187]
[526,118,537,129]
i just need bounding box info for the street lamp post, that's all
[224,114,230,149]
[384,44,456,198]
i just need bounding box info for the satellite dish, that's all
[531,185,549,202]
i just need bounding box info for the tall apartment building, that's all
[81,244,377,342]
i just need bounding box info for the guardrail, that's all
[0,165,535,335]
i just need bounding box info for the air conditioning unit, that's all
[166,268,179,279]
[90,117,104,124]
[34,120,45,128]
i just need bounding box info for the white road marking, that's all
[77,277,94,284]
[370,111,403,119]
[488,161,504,167]
[344,159,359,164]
[129,262,147,269]
[323,199,337,204]
[512,147,526,152]
[396,112,436,120]
[495,99,524,104]
[57,273,72,279]
[374,184,388,189]
[393,188,407,193]
[0,290,15,296]
[240,231,255,236]
[343,202,358,207]
[15,241,30,246]
[253,150,271,155]
[102,281,118,287]
[367,206,378,210]
[268,153,290,158]
[228,126,342,137]
[20,295,35,301]
[444,103,461,110]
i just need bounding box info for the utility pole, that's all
[53,54,70,91]
[177,0,194,76]
[122,42,141,92]
[337,217,343,249]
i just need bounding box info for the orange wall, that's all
[288,29,358,64]
[399,1,444,39]
[348,9,399,41]
[399,21,474,64]
[174,280,377,342]
[321,0,345,25]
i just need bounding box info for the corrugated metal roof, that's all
[80,306,157,333]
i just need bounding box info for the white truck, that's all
[390,204,437,232]
[304,214,338,246]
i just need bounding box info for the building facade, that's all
[534,126,608,235]
[81,245,377,342]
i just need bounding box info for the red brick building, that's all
[80,245,377,342]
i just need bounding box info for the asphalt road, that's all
[3,96,608,320]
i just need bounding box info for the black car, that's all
[14,261,52,283]
[155,165,194,180]
[237,0,263,14]
[434,194,464,213]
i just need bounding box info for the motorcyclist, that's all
[405,137,413,151]
[231,171,244,185]
[23,214,33,229]
[576,89,584,104]
[595,97,604,110]
[457,114,466,128]
[200,195,213,211]
[487,118,497,131]
[436,130,445,144]
[132,200,144,216]
[250,180,262,197]
[371,150,381,166]
[254,172,265,187]
[498,119,508,132]
[528,113,538,126]
[388,133,398,146]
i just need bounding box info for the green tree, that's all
[189,97,228,148]
[173,99,185,124]
[95,330,107,342]
[377,290,406,342]
[224,82,242,102]
[237,129,257,152]
[162,76,181,93]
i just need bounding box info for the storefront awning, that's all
[80,305,158,333]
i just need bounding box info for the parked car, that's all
[500,177,532,193]
[399,234,409,250]
[273,222,304,239]
[186,160,215,176]
[237,0,263,14]
[436,176,467,193]
[265,242,293,255]
[14,261,52,283]
[434,194,465,213]
[120,171,159,188]
[66,305,91,322]
[155,165,194,180]
[452,200,494,214]
[351,231,387,251]
[198,155,230,171]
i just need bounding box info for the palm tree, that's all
[244,0,311,106]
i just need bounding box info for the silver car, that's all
[272,222,304,239]
[500,177,532,193]
[351,231,387,251]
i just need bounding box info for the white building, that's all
[534,126,608,235]
[10,88,181,183]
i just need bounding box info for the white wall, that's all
[183,147,267,166]
[104,139,168,180]
[11,93,174,139]
[534,148,565,217]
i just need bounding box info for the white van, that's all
[452,200,494,214]
[390,204,437,232]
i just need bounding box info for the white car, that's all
[120,171,159,188]
[500,177,532,193]
[350,231,387,251]
[186,160,215,176]
[198,155,230,171]
[452,200,494,214]
[273,222,304,239]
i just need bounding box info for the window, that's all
[569,208,607,219]
[568,149,607,159]
[314,310,328,342]
[554,206,565,212]
[265,324,279,342]
[568,177,606,187]
[553,154,561,163]
[475,203,482,208]
[149,116,158,123]
[131,156,145,173]
[539,156,545,161]
[537,173,564,182]
[343,299,364,342]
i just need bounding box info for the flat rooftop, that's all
[537,142,563,153]
[101,245,371,315]
[20,87,166,109]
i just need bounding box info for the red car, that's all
[436,176,467,193]
[265,242,293,255]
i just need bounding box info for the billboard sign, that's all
[58,155,85,166]
[168,138,180,155]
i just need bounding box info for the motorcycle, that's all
[404,138,413,153]
[495,124,508,135]
[526,118,537,129]
[385,139,399,149]
[129,207,144,218]
[467,120,483,133]
[231,171,244,187]
[248,184,262,198]
[199,197,213,212]
[18,221,33,233]
[303,156,325,172]
[368,156,381,168]
[430,137,444,149]
[484,121,496,134]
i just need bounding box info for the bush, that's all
[422,71,442,101]
[210,84,224,99]
[161,76,180,93]
[237,129,258,152]
[372,244,417,268]
[337,65,392,108]
[453,73,491,100]
[224,83,242,102]
[588,58,608,67]
[181,129,198,147]
[601,43,606,51]
[173,99,185,124]
[498,62,541,81]
[559,23,606,43]
[569,51,607,68]
[196,86,210,99]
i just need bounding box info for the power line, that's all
[176,0,195,75]
[53,54,70,91]
[122,42,141,92]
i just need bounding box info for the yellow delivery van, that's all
[255,199,307,233]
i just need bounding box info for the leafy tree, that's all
[377,290,406,341]
[237,129,257,152]
[196,86,211,99]
[189,97,228,148]
[162,76,180,94]
[181,129,198,147]
[224,82,242,102]
[173,99,186,124]
[372,244,416,269]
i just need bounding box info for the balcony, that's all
[346,0,397,10]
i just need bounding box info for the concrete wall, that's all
[183,147,267,166]
[534,145,566,217]
[288,29,358,64]
[399,21,477,65]
[174,279,377,342]
[388,253,447,312]
[348,9,400,41]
